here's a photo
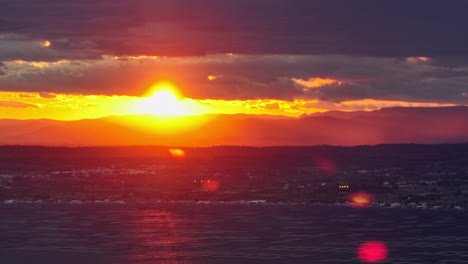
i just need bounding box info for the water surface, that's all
[1,203,467,263]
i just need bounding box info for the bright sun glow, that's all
[138,83,189,116]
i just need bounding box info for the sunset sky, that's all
[0,0,467,120]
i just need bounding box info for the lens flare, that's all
[202,180,220,192]
[358,241,388,262]
[42,40,51,47]
[348,192,373,208]
[313,157,337,174]
[169,148,186,160]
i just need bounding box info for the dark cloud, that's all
[0,62,6,75]
[1,0,468,60]
[430,57,468,68]
[0,55,467,104]
[0,35,100,61]
[303,79,468,104]
[373,78,468,103]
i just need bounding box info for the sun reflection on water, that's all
[127,210,194,263]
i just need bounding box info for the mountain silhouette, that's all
[1,106,467,146]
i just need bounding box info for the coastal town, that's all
[1,144,467,210]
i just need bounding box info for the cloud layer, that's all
[0,55,467,104]
[1,0,468,60]
[0,1,468,105]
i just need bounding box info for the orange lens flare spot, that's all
[208,75,217,81]
[42,40,51,47]
[358,241,388,262]
[169,148,186,160]
[202,180,220,192]
[348,192,373,208]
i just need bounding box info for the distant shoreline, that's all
[2,199,465,211]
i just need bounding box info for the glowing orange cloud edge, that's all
[0,91,458,121]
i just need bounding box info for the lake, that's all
[1,202,467,263]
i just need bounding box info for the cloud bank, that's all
[0,55,467,104]
[0,0,467,105]
[1,0,468,59]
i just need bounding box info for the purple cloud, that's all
[0,0,467,60]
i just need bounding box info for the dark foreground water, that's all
[1,203,468,264]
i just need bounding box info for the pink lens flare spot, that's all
[314,157,337,174]
[202,180,220,192]
[358,241,388,262]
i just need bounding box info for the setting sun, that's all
[2,2,468,264]
[138,83,189,116]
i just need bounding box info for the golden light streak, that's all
[113,55,158,60]
[292,77,341,89]
[0,91,459,121]
[29,62,50,68]
[10,60,68,68]
[12,60,27,64]
[208,75,217,81]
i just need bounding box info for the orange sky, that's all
[0,51,465,121]
[0,1,467,124]
[1,1,467,147]
[0,88,455,120]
